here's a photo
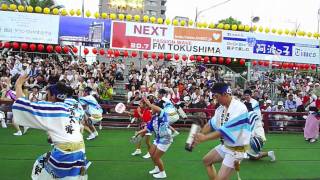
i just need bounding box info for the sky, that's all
[56,0,320,33]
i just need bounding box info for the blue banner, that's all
[253,40,294,56]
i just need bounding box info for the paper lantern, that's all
[174,54,179,60]
[72,47,78,53]
[225,57,231,65]
[134,15,140,21]
[35,6,42,13]
[258,61,263,66]
[122,50,128,57]
[83,48,89,55]
[143,15,149,22]
[37,44,44,52]
[157,18,163,24]
[252,25,257,31]
[1,4,8,10]
[189,55,195,61]
[46,45,53,53]
[69,9,75,16]
[196,56,202,62]
[180,20,186,26]
[238,24,244,31]
[165,18,171,25]
[9,4,17,11]
[284,29,290,35]
[131,51,137,57]
[224,24,231,30]
[101,13,108,19]
[18,5,25,12]
[244,25,251,32]
[196,22,202,28]
[182,55,187,61]
[290,31,296,36]
[63,46,69,53]
[76,9,81,16]
[202,22,208,28]
[12,42,19,50]
[52,8,59,15]
[208,23,215,29]
[94,12,100,19]
[30,44,36,51]
[252,60,257,66]
[204,56,209,63]
[92,48,97,54]
[85,10,91,17]
[107,49,113,56]
[158,53,164,60]
[311,64,317,70]
[265,27,270,33]
[304,64,310,69]
[288,63,294,69]
[43,7,50,14]
[143,52,149,59]
[150,16,156,23]
[217,23,224,29]
[258,26,264,32]
[218,57,224,64]
[4,42,10,48]
[118,14,125,20]
[239,58,245,66]
[27,6,33,13]
[114,50,120,57]
[313,32,319,38]
[166,54,172,60]
[264,61,269,67]
[231,24,237,31]
[271,28,277,34]
[211,57,217,63]
[151,52,157,59]
[277,29,283,35]
[282,63,288,69]
[188,20,194,26]
[99,49,105,55]
[21,43,28,50]
[307,32,312,38]
[126,14,132,21]
[61,9,68,16]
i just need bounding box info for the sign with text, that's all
[0,11,59,44]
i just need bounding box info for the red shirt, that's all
[133,107,152,123]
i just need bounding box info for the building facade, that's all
[99,0,166,19]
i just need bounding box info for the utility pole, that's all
[194,0,231,25]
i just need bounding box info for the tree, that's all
[218,16,242,25]
[0,0,64,9]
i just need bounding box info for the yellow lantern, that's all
[202,22,208,28]
[43,7,50,14]
[143,15,149,22]
[52,8,59,15]
[118,14,125,20]
[297,31,303,36]
[284,29,290,35]
[265,27,270,33]
[134,15,140,21]
[301,31,306,36]
[157,18,163,24]
[150,16,156,23]
[110,13,117,20]
[244,25,250,32]
[197,22,202,28]
[85,10,91,18]
[188,20,194,26]
[224,24,230,30]
[258,26,263,32]
[126,14,132,21]
[208,23,215,29]
[18,5,25,12]
[27,6,33,13]
[307,32,312,37]
[69,9,75,16]
[61,9,68,16]
[94,12,100,18]
[180,20,186,26]
[217,23,224,29]
[277,29,283,35]
[76,9,81,16]
[231,24,237,31]
[35,6,42,13]
[172,19,179,26]
[290,30,296,36]
[9,4,17,11]
[101,13,108,19]
[238,24,244,31]
[252,25,257,31]
[271,28,276,33]
[165,18,171,25]
[1,4,8,10]
[313,32,319,38]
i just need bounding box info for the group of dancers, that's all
[10,74,276,180]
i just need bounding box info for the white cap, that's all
[266,100,272,104]
[315,83,320,86]
[277,101,284,106]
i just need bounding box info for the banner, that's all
[0,11,59,44]
[110,21,320,64]
[59,16,111,47]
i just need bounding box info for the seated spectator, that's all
[98,79,113,105]
[271,101,288,131]
[285,94,297,112]
[129,91,141,106]
[29,85,44,102]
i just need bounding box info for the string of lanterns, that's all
[0,3,319,39]
[251,60,317,70]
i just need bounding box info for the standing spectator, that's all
[98,79,113,105]
[145,61,154,75]
[116,59,125,80]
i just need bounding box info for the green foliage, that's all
[218,16,242,25]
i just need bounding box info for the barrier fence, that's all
[0,100,313,133]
